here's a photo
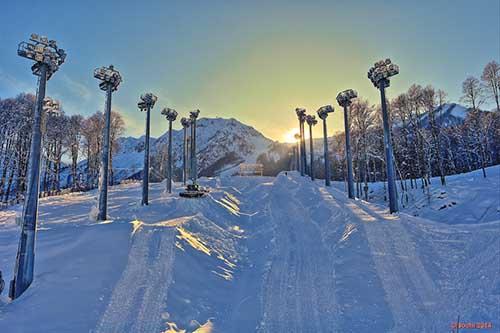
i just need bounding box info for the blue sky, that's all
[1,0,498,141]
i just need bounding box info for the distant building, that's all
[239,163,264,176]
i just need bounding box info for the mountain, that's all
[419,103,470,127]
[111,117,285,182]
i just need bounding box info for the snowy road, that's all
[259,176,338,332]
[0,168,498,332]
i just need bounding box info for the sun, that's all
[282,128,300,143]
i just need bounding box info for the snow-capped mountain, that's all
[111,117,282,182]
[419,103,470,127]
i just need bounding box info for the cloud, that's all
[0,68,33,95]
[60,74,92,101]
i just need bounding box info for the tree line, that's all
[0,94,124,205]
[322,60,500,204]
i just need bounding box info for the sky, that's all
[1,0,499,142]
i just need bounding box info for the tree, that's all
[109,111,125,185]
[350,99,376,200]
[65,115,83,190]
[481,61,500,111]
[461,76,484,111]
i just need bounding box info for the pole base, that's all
[179,184,208,198]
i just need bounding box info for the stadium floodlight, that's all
[189,110,200,183]
[368,58,399,213]
[294,133,301,172]
[10,34,66,300]
[295,108,308,176]
[43,97,62,117]
[305,115,318,181]
[180,117,190,185]
[17,33,66,80]
[161,107,178,193]
[94,65,122,221]
[316,105,334,186]
[138,93,158,205]
[336,89,358,198]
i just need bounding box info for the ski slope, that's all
[0,167,499,332]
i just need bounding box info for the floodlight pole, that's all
[301,121,307,176]
[308,124,314,180]
[189,111,199,183]
[167,118,173,193]
[141,104,151,205]
[192,118,197,182]
[343,104,355,199]
[295,141,300,172]
[378,79,398,213]
[182,125,187,185]
[97,83,113,220]
[321,116,331,186]
[11,63,48,299]
[306,116,316,181]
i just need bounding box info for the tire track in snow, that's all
[96,227,176,333]
[321,186,442,332]
[259,177,337,332]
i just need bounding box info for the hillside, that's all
[0,166,498,332]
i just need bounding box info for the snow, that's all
[0,167,498,332]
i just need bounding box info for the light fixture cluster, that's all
[42,97,61,116]
[138,93,158,111]
[336,89,358,107]
[17,34,66,79]
[305,114,317,126]
[93,65,123,91]
[316,105,334,119]
[367,58,399,88]
[162,107,178,121]
[189,109,200,121]
[180,117,190,128]
[295,107,306,122]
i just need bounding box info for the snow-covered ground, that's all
[0,167,499,332]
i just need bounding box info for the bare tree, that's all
[65,115,83,190]
[461,76,484,111]
[481,61,500,111]
[109,111,125,185]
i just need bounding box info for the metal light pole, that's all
[306,115,318,181]
[161,108,178,193]
[336,89,358,199]
[316,105,334,186]
[294,133,301,172]
[189,110,200,183]
[180,117,190,185]
[138,93,157,205]
[10,33,66,300]
[295,108,307,176]
[368,58,399,213]
[94,65,122,221]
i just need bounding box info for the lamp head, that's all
[140,93,158,108]
[189,109,200,120]
[161,107,178,121]
[18,33,66,79]
[181,117,190,128]
[93,65,122,91]
[316,105,334,120]
[368,58,398,88]
[306,114,317,126]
